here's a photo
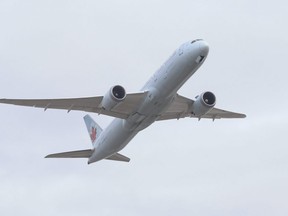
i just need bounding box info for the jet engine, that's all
[100,85,126,110]
[191,91,216,117]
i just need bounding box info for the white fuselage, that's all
[88,40,209,163]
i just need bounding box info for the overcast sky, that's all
[0,0,287,215]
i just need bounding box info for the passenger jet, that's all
[0,39,246,164]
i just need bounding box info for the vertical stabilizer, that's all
[83,115,103,147]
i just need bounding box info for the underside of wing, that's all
[0,92,147,119]
[200,107,247,119]
[158,94,246,120]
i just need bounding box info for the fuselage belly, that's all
[88,40,209,163]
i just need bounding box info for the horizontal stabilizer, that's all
[45,149,93,158]
[106,153,130,162]
[45,150,130,162]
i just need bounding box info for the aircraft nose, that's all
[198,40,209,55]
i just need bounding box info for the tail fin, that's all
[83,115,103,147]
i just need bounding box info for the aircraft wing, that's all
[158,94,246,120]
[0,92,147,119]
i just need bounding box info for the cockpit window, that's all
[196,55,205,63]
[191,39,203,44]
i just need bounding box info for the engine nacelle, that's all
[191,91,216,117]
[100,85,126,111]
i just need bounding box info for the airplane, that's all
[0,39,246,164]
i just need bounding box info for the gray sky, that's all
[0,0,287,215]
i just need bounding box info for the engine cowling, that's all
[100,85,126,110]
[191,91,216,117]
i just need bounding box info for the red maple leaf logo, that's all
[90,127,97,143]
